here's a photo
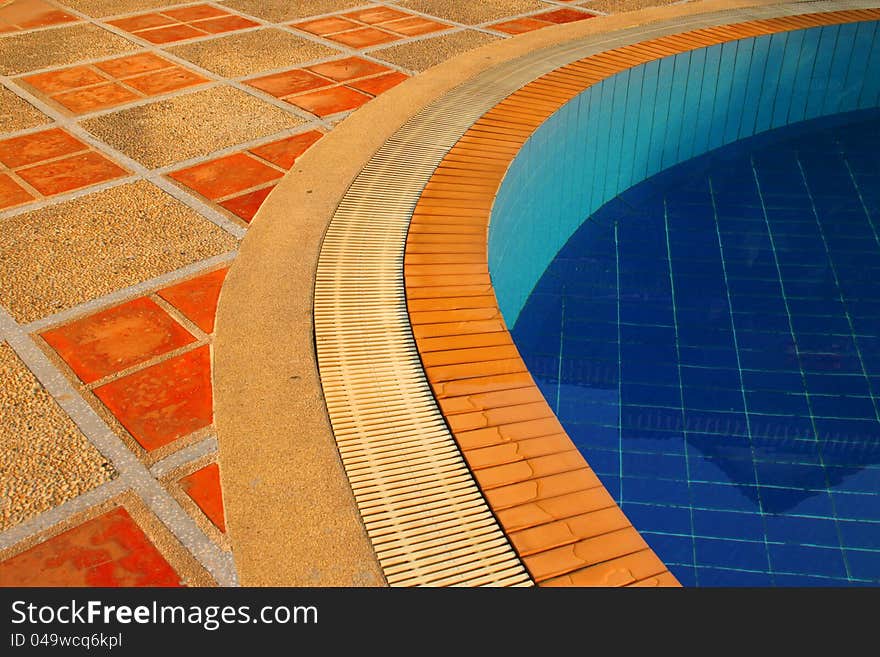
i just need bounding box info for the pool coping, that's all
[213,0,879,586]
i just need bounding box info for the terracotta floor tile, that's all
[124,67,208,95]
[382,16,449,37]
[138,23,205,44]
[0,173,34,209]
[18,8,78,30]
[491,17,549,35]
[219,185,273,222]
[292,16,360,36]
[53,82,139,113]
[192,14,259,34]
[16,151,127,196]
[285,85,371,117]
[95,53,173,78]
[158,268,229,334]
[179,463,226,531]
[343,7,411,24]
[22,65,105,94]
[306,56,391,82]
[246,68,332,98]
[349,71,408,96]
[248,130,323,169]
[41,296,196,384]
[0,507,183,586]
[329,26,400,48]
[163,4,228,22]
[534,8,596,24]
[170,152,283,200]
[107,13,174,33]
[0,128,85,168]
[94,345,213,452]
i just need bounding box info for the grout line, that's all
[0,304,237,584]
[151,436,219,479]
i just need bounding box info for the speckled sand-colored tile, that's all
[372,29,500,72]
[0,342,115,531]
[219,0,365,23]
[0,85,51,132]
[0,180,237,323]
[0,23,136,76]
[80,86,304,168]
[166,28,342,78]
[396,0,552,24]
[59,0,188,18]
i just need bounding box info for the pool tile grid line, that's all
[400,6,880,585]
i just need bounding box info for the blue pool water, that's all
[511,109,880,586]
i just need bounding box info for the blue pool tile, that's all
[693,508,766,541]
[690,481,758,512]
[763,513,841,548]
[768,543,848,578]
[837,519,880,550]
[844,549,880,582]
[695,537,769,570]
[625,502,694,534]
[697,567,775,587]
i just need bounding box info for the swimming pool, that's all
[493,21,880,585]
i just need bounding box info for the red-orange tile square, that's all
[16,151,127,196]
[328,26,399,48]
[284,85,371,117]
[0,507,183,586]
[22,65,105,94]
[248,130,322,169]
[292,15,360,36]
[534,8,596,24]
[162,4,228,22]
[382,16,448,37]
[95,53,174,78]
[0,128,84,168]
[53,82,139,113]
[192,14,258,34]
[349,71,407,96]
[219,186,273,222]
[170,152,282,201]
[93,345,213,452]
[343,6,410,24]
[179,463,226,532]
[0,173,34,209]
[137,23,205,43]
[305,56,391,82]
[108,13,174,33]
[18,8,78,29]
[158,268,228,334]
[41,296,196,384]
[246,68,332,98]
[491,17,549,35]
[124,67,207,95]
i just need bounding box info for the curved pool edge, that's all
[212,0,870,586]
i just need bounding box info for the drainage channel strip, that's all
[312,0,863,587]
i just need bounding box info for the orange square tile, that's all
[534,8,596,24]
[0,507,183,586]
[348,71,407,96]
[53,82,139,113]
[292,15,360,36]
[0,173,34,209]
[0,128,85,168]
[158,268,229,334]
[108,13,174,33]
[248,130,322,169]
[22,65,105,94]
[382,16,448,37]
[246,68,332,98]
[179,463,226,531]
[124,67,208,95]
[95,53,174,78]
[170,152,283,201]
[94,345,213,452]
[18,8,78,29]
[328,26,400,48]
[137,23,205,43]
[16,151,127,196]
[41,296,196,384]
[219,186,273,223]
[306,56,391,82]
[284,85,371,117]
[491,17,549,35]
[343,6,410,24]
[162,4,228,22]
[191,14,258,34]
